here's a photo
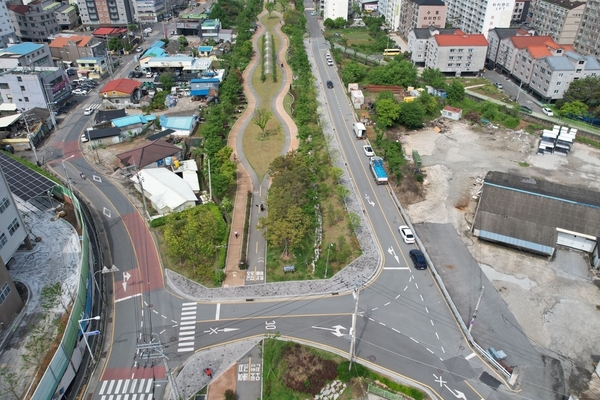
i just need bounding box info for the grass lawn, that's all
[283,93,293,118]
[243,13,286,179]
[326,27,371,47]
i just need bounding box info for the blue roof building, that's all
[160,115,197,136]
[112,114,156,128]
[0,42,54,69]
[190,77,220,96]
[0,42,44,56]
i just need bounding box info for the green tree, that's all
[446,80,465,103]
[556,75,600,112]
[107,37,123,52]
[417,91,439,116]
[340,61,367,83]
[375,98,401,129]
[266,1,275,16]
[399,101,425,129]
[178,35,189,51]
[159,73,175,91]
[333,17,346,28]
[277,0,287,12]
[323,18,335,28]
[339,37,348,53]
[368,59,418,87]
[420,68,446,88]
[259,204,311,258]
[128,23,138,32]
[252,108,273,137]
[559,100,588,118]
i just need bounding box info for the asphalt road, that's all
[484,69,544,112]
[38,13,561,400]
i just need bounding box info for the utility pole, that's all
[468,286,485,333]
[136,333,180,400]
[132,158,150,220]
[349,279,361,370]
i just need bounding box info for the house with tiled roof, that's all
[55,3,79,30]
[49,34,106,67]
[100,78,142,105]
[424,31,488,74]
[408,27,460,65]
[486,27,535,67]
[493,35,569,72]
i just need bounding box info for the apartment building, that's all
[55,3,80,30]
[444,0,516,38]
[380,0,403,31]
[0,67,72,110]
[531,0,584,45]
[486,26,534,66]
[0,167,26,327]
[8,0,60,43]
[0,42,53,69]
[408,27,458,64]
[573,0,600,57]
[49,34,105,67]
[134,0,165,23]
[424,30,488,73]
[321,0,348,21]
[512,0,531,23]
[0,1,18,49]
[398,0,447,38]
[77,0,135,27]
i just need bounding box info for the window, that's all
[0,233,6,250]
[554,90,559,93]
[16,76,22,82]
[449,56,454,60]
[8,218,19,235]
[557,82,562,85]
[447,63,453,66]
[0,197,9,213]
[20,86,25,91]
[450,49,455,52]
[458,49,463,52]
[0,283,10,305]
[576,69,582,73]
[0,83,8,89]
[541,67,546,73]
[24,97,29,102]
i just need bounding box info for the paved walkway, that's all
[223,8,298,287]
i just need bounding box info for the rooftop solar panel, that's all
[0,152,57,202]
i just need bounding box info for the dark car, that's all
[326,80,333,89]
[134,71,144,78]
[409,249,427,270]
[128,71,136,79]
[519,105,533,114]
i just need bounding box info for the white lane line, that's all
[180,320,196,325]
[465,352,477,360]
[216,303,221,320]
[141,309,144,317]
[427,348,434,354]
[182,302,197,306]
[180,316,196,320]
[384,302,390,306]
[152,310,158,314]
[100,380,108,395]
[368,318,374,321]
[161,315,167,319]
[415,283,419,290]
[425,307,429,314]
[430,320,434,326]
[171,320,178,324]
[115,293,143,303]
[420,295,424,302]
[435,332,439,340]
[144,301,148,306]
[392,328,401,333]
[159,329,166,334]
[178,347,195,352]
[181,311,196,316]
[383,267,410,270]
[410,337,419,343]
[441,347,445,353]
[372,307,378,311]
[395,294,400,299]
[403,286,408,291]
[378,322,386,326]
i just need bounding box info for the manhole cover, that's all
[437,369,444,373]
[170,337,177,342]
[459,345,465,350]
[368,355,376,361]
[148,304,154,308]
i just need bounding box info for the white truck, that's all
[353,122,366,139]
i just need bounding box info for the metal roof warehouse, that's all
[472,171,600,256]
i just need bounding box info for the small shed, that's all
[441,106,462,120]
[86,127,122,145]
[351,90,364,109]
[348,83,359,92]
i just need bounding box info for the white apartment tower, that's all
[0,1,18,49]
[322,0,349,21]
[0,167,28,265]
[444,0,517,37]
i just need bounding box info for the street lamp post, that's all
[93,265,120,303]
[21,110,39,165]
[78,315,101,362]
[324,243,333,278]
[61,154,75,196]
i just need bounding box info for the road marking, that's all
[378,322,386,326]
[392,328,401,333]
[368,318,374,321]
[435,332,439,339]
[420,295,424,302]
[180,316,196,320]
[425,307,429,314]
[180,325,195,330]
[395,294,400,299]
[372,307,378,311]
[430,320,434,326]
[103,207,112,218]
[384,302,390,306]
[179,331,195,336]
[182,306,196,311]
[311,325,347,337]
[403,286,408,291]
[465,352,477,360]
[415,283,419,289]
[178,303,197,352]
[181,311,196,315]
[441,346,445,353]
[383,267,410,270]
[180,320,196,325]
[427,348,434,354]
[410,337,418,343]
[182,302,196,306]
[115,293,143,302]
[433,374,446,387]
[159,329,166,334]
[97,379,154,399]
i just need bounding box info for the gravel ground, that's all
[402,121,600,395]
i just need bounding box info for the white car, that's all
[136,47,144,53]
[363,145,374,157]
[80,133,89,143]
[399,225,415,244]
[72,88,88,95]
[84,107,94,115]
[542,107,554,117]
[327,60,334,66]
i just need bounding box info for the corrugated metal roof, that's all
[160,115,196,131]
[477,230,555,255]
[112,114,156,128]
[0,42,43,56]
[545,56,574,71]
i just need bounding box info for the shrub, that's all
[503,117,520,129]
[224,389,236,400]
[149,216,167,227]
[337,361,369,382]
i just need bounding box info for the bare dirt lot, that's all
[400,121,600,397]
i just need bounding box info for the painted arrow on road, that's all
[387,247,400,263]
[364,193,375,207]
[312,325,347,337]
[122,271,131,292]
[443,385,467,400]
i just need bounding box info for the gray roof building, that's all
[473,171,600,256]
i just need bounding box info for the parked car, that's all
[84,106,94,116]
[136,47,144,53]
[134,71,144,78]
[409,249,427,270]
[72,88,88,95]
[494,82,503,89]
[146,71,153,78]
[327,60,334,66]
[80,133,89,142]
[326,80,333,89]
[398,225,415,244]
[542,107,554,116]
[363,145,374,157]
[310,11,317,15]
[519,105,533,114]
[128,71,136,78]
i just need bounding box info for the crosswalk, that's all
[97,378,153,400]
[178,302,197,353]
[84,103,102,110]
